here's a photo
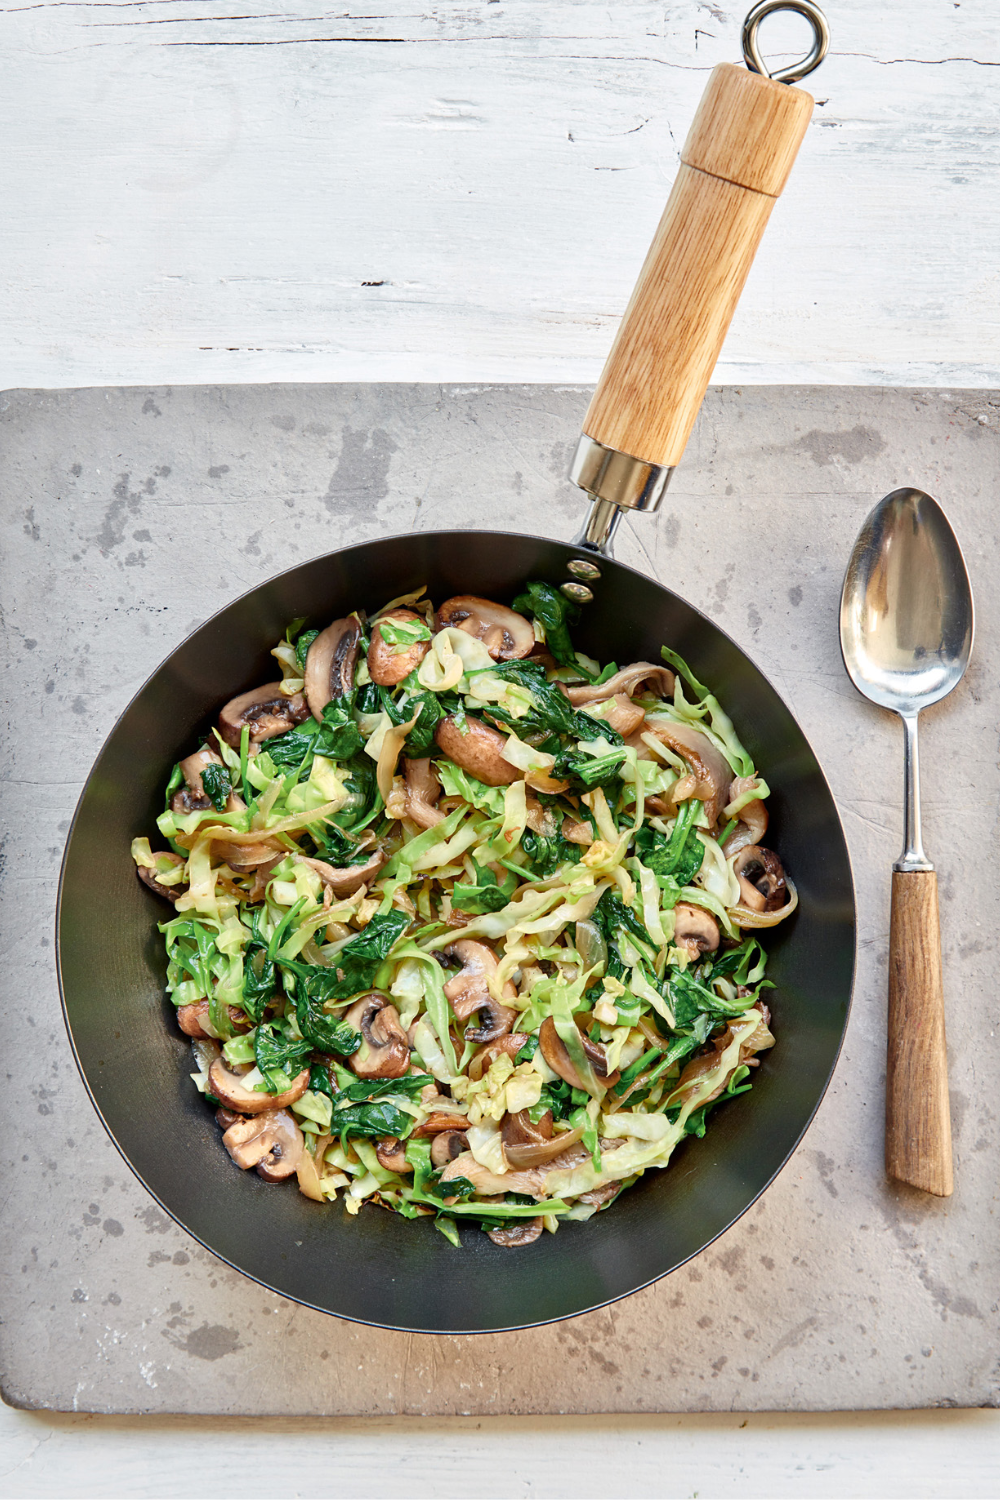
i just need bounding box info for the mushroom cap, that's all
[344,992,411,1079]
[208,1057,310,1113]
[434,715,520,787]
[435,596,535,662]
[468,1032,529,1082]
[538,1015,619,1092]
[303,616,361,721]
[430,1130,469,1168]
[217,683,309,750]
[487,1217,544,1248]
[222,1109,304,1180]
[368,608,431,687]
[732,846,788,912]
[442,939,518,1022]
[410,1110,470,1138]
[672,902,721,957]
[375,1136,412,1173]
[176,1000,251,1040]
[500,1109,585,1169]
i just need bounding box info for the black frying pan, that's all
[58,530,855,1333]
[58,21,852,1331]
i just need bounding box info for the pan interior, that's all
[58,530,855,1333]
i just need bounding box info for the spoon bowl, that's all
[840,487,973,715]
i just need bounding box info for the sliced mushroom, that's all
[732,846,788,913]
[296,850,385,896]
[430,1130,469,1168]
[215,1107,243,1130]
[375,1136,412,1173]
[436,596,535,661]
[501,1109,585,1169]
[442,939,519,1043]
[171,747,239,815]
[440,1140,590,1198]
[434,715,520,787]
[567,662,674,705]
[641,719,731,827]
[591,692,647,738]
[670,1004,775,1109]
[488,1218,544,1248]
[468,1033,529,1082]
[368,607,431,687]
[411,1111,470,1137]
[176,1000,252,1040]
[215,839,284,873]
[208,1057,309,1113]
[404,757,444,829]
[216,683,308,750]
[136,852,187,903]
[538,1015,619,1091]
[344,992,411,1079]
[222,1109,304,1181]
[561,816,594,846]
[721,776,769,856]
[672,902,721,959]
[303,616,361,721]
[578,1181,621,1209]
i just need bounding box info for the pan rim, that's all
[56,524,858,1334]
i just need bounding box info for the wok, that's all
[58,529,855,1333]
[57,8,854,1332]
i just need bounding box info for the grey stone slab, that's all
[0,383,997,1416]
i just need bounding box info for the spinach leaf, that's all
[327,1074,434,1141]
[253,1022,312,1092]
[242,942,277,1026]
[552,744,629,790]
[295,990,362,1057]
[315,694,363,761]
[265,720,321,771]
[200,762,232,812]
[452,857,517,915]
[485,660,623,745]
[294,628,320,671]
[424,1173,477,1202]
[515,1034,539,1065]
[634,800,702,884]
[511,580,579,666]
[281,909,409,1003]
[521,828,580,878]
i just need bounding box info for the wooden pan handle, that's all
[581,63,814,469]
[886,870,954,1196]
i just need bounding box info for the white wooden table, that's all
[2,0,999,1494]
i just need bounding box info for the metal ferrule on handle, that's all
[572,2,827,552]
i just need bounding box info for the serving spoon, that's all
[840,487,974,1196]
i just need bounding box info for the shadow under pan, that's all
[57,530,856,1333]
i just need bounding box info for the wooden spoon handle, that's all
[581,63,814,470]
[886,869,953,1196]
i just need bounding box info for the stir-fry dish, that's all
[132,582,796,1249]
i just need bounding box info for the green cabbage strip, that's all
[389,941,458,1076]
[380,802,468,881]
[659,646,754,777]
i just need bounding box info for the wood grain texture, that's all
[582,166,777,464]
[682,63,813,196]
[1,1,999,389]
[582,65,812,465]
[886,870,953,1197]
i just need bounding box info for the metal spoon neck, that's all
[895,709,934,874]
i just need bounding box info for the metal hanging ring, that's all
[741,0,830,84]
